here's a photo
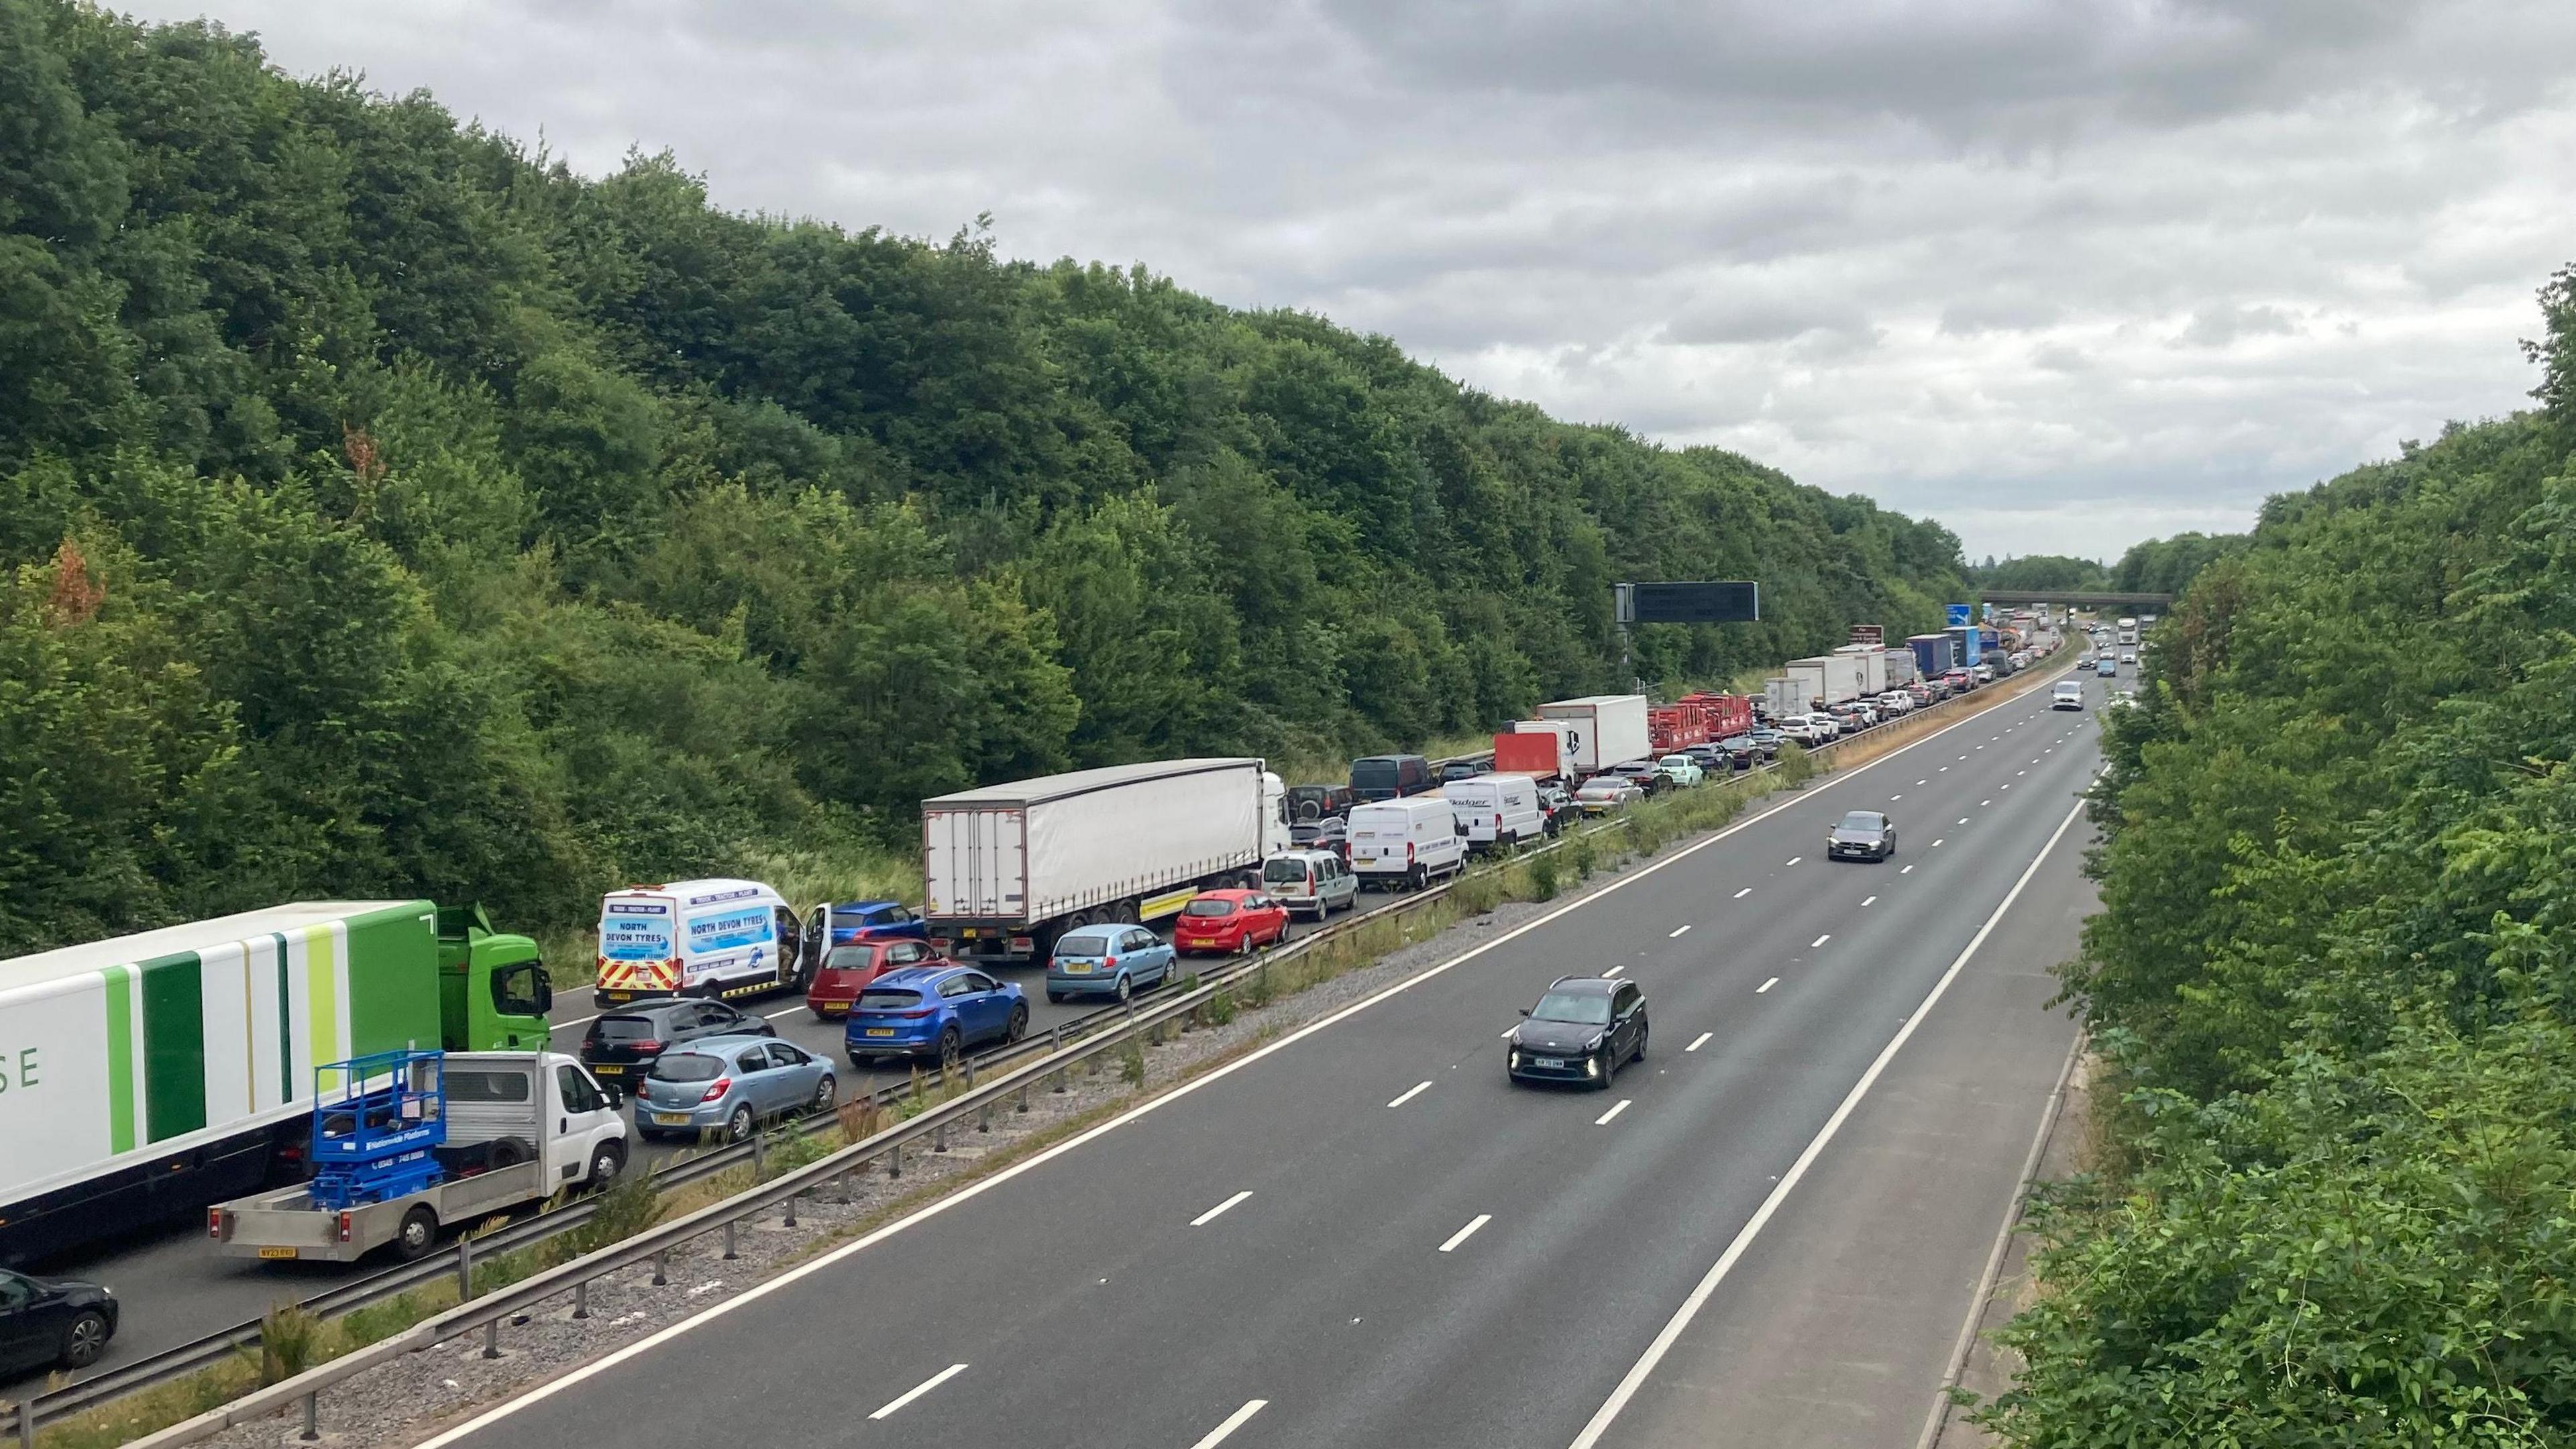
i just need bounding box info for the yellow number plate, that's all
[258,1246,299,1260]
[865,1028,897,1036]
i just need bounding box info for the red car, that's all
[1171,889,1291,955]
[805,938,948,1020]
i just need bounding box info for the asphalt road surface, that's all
[409,665,2108,1449]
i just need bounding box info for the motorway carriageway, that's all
[407,667,2110,1449]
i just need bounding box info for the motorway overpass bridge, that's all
[1983,588,2174,610]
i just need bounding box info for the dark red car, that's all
[1171,889,1291,956]
[805,938,948,1020]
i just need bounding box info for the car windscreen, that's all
[822,947,879,971]
[1263,859,1311,885]
[1838,812,1882,831]
[857,988,923,1010]
[1183,898,1236,917]
[649,1053,724,1083]
[1055,930,1116,955]
[592,1016,661,1039]
[1532,991,1613,1026]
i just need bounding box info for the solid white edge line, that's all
[869,1362,968,1421]
[1189,1399,1269,1449]
[1438,1214,1493,1252]
[1387,1080,1432,1109]
[1564,792,2091,1449]
[405,663,2078,1449]
[1595,1098,1632,1126]
[1756,977,1778,994]
[1686,1031,1713,1051]
[1191,1190,1254,1227]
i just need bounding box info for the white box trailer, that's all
[1535,696,1652,774]
[922,759,1289,965]
[1882,647,1919,686]
[1788,654,1867,705]
[1762,677,1814,718]
[1833,645,1890,695]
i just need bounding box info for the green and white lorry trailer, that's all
[0,902,552,1265]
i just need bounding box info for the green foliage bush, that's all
[0,0,1972,954]
[1979,268,2576,1444]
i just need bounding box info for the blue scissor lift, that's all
[308,1049,448,1211]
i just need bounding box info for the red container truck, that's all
[1678,692,1756,739]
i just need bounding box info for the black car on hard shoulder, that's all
[1506,977,1648,1089]
[0,1268,117,1378]
[579,997,777,1098]
[1827,810,1896,861]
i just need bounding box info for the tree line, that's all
[0,0,1972,951]
[1976,263,2576,1442]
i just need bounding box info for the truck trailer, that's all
[1787,655,1866,706]
[1534,696,1652,775]
[922,759,1289,966]
[0,903,552,1265]
[1907,633,1957,680]
[1762,676,1815,720]
[1494,724,1574,778]
[1833,645,1890,695]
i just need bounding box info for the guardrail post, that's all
[1017,1081,1032,1114]
[889,1142,904,1179]
[963,1058,976,1088]
[457,1235,474,1301]
[301,1389,319,1442]
[482,1320,500,1360]
[19,1393,36,1449]
[653,1248,668,1287]
[978,1099,991,1134]
[722,1220,739,1260]
[751,1133,765,1178]
[573,1278,590,1320]
[783,1190,798,1229]
[933,1120,949,1154]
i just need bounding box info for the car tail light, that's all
[207,1208,228,1241]
[699,1076,733,1104]
[900,1007,936,1019]
[1106,956,1118,969]
[1407,841,1417,860]
[337,1210,354,1243]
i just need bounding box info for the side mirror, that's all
[1517,1007,1532,1017]
[537,979,555,1013]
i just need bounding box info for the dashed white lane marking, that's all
[1732,888,1752,899]
[1191,1191,1254,1227]
[1595,1099,1633,1126]
[1438,1214,1493,1253]
[763,1004,806,1020]
[1785,856,1803,866]
[1387,1081,1432,1108]
[1916,780,1927,786]
[1668,924,1692,938]
[1933,839,1946,847]
[1980,800,1990,806]
[1756,977,1778,994]
[1860,896,1876,907]
[1900,864,1916,873]
[1686,1031,1713,1051]
[1188,1399,1269,1449]
[1605,964,1625,978]
[1811,934,1832,949]
[870,1364,969,1421]
[1958,818,1970,824]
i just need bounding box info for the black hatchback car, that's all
[1827,810,1896,861]
[1506,977,1648,1089]
[580,998,777,1096]
[0,1269,117,1377]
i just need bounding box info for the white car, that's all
[1782,712,1841,744]
[1876,692,1915,715]
[2120,651,2137,665]
[2051,680,2086,710]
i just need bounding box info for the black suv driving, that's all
[1506,977,1648,1089]
[580,998,776,1095]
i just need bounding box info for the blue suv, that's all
[826,900,930,945]
[845,966,1028,1067]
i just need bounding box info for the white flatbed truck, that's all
[207,1051,627,1263]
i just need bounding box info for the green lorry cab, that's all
[0,901,550,1265]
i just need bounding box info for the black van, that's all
[1349,754,1432,802]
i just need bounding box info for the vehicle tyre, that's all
[812,1075,837,1113]
[937,1024,963,1065]
[1047,989,1067,1004]
[391,1205,440,1262]
[725,1104,756,1142]
[848,1054,869,1071]
[1006,1004,1029,1042]
[1408,865,1427,892]
[1114,974,1132,1004]
[1597,1046,1618,1089]
[58,1309,111,1369]
[487,1137,530,1170]
[1634,1022,1648,1063]
[810,1008,830,1024]
[587,1141,627,1189]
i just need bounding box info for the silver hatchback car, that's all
[1262,850,1358,920]
[633,1035,837,1143]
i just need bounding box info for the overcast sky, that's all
[117,0,2576,561]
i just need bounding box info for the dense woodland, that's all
[1980,265,2576,1442]
[0,0,1972,951]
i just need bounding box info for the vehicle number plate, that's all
[258,1246,299,1260]
[865,1028,897,1036]
[591,1064,622,1075]
[1064,962,1093,973]
[1533,1057,1565,1069]
[653,1112,690,1126]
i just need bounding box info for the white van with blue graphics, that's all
[593,879,808,1005]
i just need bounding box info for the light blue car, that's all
[1045,924,1177,1004]
[632,1034,837,1143]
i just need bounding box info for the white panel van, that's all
[1442,773,1545,851]
[1347,797,1467,890]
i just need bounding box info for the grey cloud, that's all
[2176,305,2300,347]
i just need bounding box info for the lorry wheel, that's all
[393,1205,439,1262]
[726,1104,756,1142]
[58,1310,110,1368]
[587,1142,626,1189]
